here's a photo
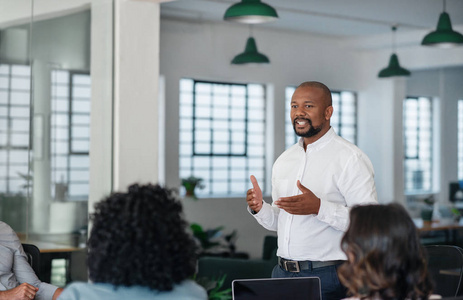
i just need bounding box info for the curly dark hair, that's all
[338,203,433,300]
[87,183,198,291]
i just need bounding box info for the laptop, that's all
[232,277,322,300]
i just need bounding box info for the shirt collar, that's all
[297,127,335,151]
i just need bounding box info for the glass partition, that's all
[0,0,91,253]
[0,0,34,235]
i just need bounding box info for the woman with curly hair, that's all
[338,203,437,300]
[59,183,207,300]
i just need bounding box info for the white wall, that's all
[159,18,463,258]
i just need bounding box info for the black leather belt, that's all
[278,257,345,273]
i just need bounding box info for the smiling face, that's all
[290,84,333,146]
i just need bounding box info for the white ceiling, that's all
[161,0,463,37]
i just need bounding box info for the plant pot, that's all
[185,188,198,200]
[421,208,433,222]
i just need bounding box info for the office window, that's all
[285,86,357,149]
[51,70,91,201]
[0,64,31,194]
[403,96,433,193]
[179,79,266,197]
[459,100,463,180]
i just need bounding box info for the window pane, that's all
[179,79,266,197]
[403,97,433,193]
[51,70,91,201]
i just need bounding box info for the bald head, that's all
[296,81,332,107]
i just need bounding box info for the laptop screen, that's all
[232,277,321,300]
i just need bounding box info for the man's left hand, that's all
[275,180,321,215]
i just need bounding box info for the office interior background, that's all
[0,0,463,262]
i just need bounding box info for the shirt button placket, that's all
[287,148,307,258]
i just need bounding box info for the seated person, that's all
[59,183,207,300]
[0,221,63,300]
[338,203,435,300]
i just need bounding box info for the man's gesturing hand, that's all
[275,180,321,215]
[246,175,263,213]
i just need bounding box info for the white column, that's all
[392,78,407,206]
[112,0,163,191]
[89,0,171,217]
[89,0,114,212]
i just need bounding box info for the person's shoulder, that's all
[58,282,91,300]
[330,134,371,161]
[0,221,15,234]
[59,282,116,300]
[0,221,19,244]
[331,134,361,151]
[274,143,302,163]
[172,280,208,299]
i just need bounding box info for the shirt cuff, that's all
[317,198,335,222]
[248,202,272,219]
[317,198,350,231]
[37,282,59,300]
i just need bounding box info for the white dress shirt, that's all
[251,128,378,261]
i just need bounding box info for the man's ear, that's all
[325,105,333,120]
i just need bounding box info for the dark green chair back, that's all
[425,245,463,297]
[22,243,41,277]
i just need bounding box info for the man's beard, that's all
[293,118,322,138]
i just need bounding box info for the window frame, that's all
[403,96,433,194]
[50,69,91,201]
[179,78,267,198]
[0,63,32,195]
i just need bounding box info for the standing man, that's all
[246,81,377,300]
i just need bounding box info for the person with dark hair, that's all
[246,81,378,299]
[0,221,63,300]
[59,183,207,300]
[338,203,436,300]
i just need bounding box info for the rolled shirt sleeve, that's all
[317,152,378,231]
[0,222,58,300]
[248,201,279,232]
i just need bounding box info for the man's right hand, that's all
[0,283,38,300]
[246,175,263,213]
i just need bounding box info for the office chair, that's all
[425,245,463,297]
[22,243,41,277]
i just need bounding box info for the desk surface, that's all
[21,239,80,253]
[413,218,463,232]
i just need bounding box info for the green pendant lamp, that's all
[378,26,410,78]
[224,0,278,24]
[422,0,463,47]
[231,36,269,64]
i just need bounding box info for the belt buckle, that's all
[284,260,300,273]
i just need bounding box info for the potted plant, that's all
[195,274,232,300]
[420,195,434,224]
[451,207,461,223]
[190,223,241,258]
[181,176,205,199]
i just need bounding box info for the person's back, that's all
[60,281,206,300]
[59,184,207,300]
